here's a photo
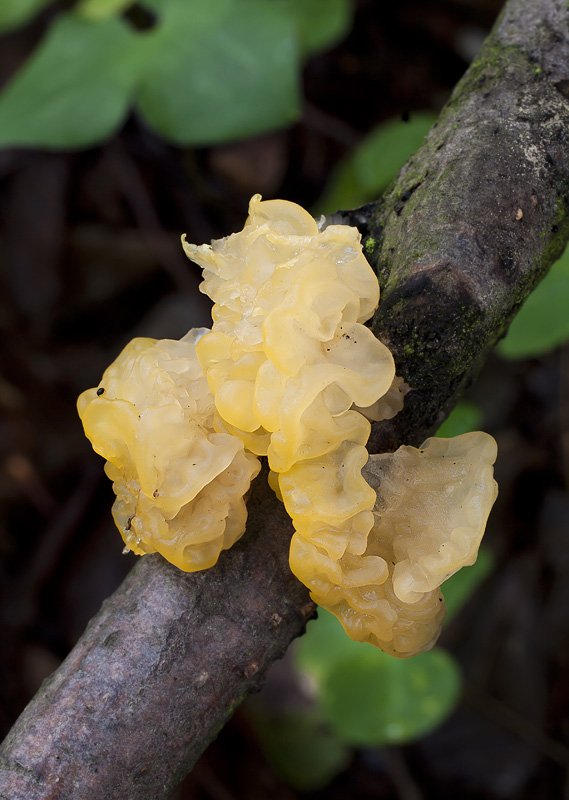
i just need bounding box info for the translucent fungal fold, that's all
[365,432,499,603]
[292,432,498,657]
[183,195,498,657]
[76,194,499,659]
[77,329,260,572]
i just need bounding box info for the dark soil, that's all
[2,1,569,798]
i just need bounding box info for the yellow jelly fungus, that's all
[290,432,498,657]
[182,198,396,579]
[183,196,406,642]
[182,194,395,462]
[77,328,260,572]
[289,531,445,658]
[77,194,498,659]
[183,195,498,658]
[365,432,499,604]
[355,375,409,422]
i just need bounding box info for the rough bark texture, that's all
[360,0,569,453]
[0,467,315,799]
[2,0,569,797]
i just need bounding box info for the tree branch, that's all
[0,466,314,799]
[2,0,569,797]
[360,0,569,452]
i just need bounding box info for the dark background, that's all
[2,1,569,797]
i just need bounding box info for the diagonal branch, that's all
[2,0,569,797]
[360,0,569,452]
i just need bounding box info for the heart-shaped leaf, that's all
[0,13,141,148]
[136,0,301,145]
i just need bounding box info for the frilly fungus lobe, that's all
[183,195,498,657]
[78,195,498,658]
[77,329,260,572]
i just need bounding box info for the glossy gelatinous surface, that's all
[184,195,412,648]
[182,196,498,657]
[291,432,497,657]
[77,329,260,571]
[366,432,499,604]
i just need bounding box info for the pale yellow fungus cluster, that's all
[183,197,393,620]
[291,432,498,656]
[181,194,498,657]
[77,329,260,572]
[182,195,394,464]
[366,433,499,604]
[78,194,498,659]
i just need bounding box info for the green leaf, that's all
[75,0,135,21]
[0,14,142,149]
[442,545,494,622]
[252,708,351,790]
[0,0,53,33]
[136,0,301,145]
[317,112,437,214]
[321,646,462,746]
[498,248,569,359]
[280,0,353,56]
[295,607,369,683]
[435,400,483,438]
[0,0,347,150]
[296,610,461,747]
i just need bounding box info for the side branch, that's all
[2,0,569,797]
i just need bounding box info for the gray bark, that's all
[2,0,569,797]
[360,0,569,452]
[0,466,315,799]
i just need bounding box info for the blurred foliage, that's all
[279,0,352,57]
[254,551,492,790]
[316,112,436,214]
[295,609,462,749]
[75,0,134,21]
[320,645,461,747]
[0,0,353,149]
[498,246,569,359]
[0,0,53,33]
[0,15,141,149]
[436,400,484,438]
[251,707,352,791]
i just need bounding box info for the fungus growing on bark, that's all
[77,328,260,572]
[78,194,498,658]
[366,433,499,604]
[183,196,394,615]
[182,194,499,657]
[291,432,498,656]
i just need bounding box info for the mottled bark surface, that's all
[359,0,569,453]
[0,467,315,799]
[2,0,569,797]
